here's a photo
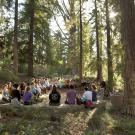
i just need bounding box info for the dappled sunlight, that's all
[87,108,97,120]
[1,0,135,134]
[101,112,117,130]
[110,11,117,19]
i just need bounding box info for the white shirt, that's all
[82,91,92,101]
[36,85,41,94]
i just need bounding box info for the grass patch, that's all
[0,103,135,135]
[0,70,18,82]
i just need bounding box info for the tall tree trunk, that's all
[28,0,35,76]
[95,0,102,82]
[120,0,135,113]
[69,0,78,76]
[106,0,113,92]
[79,0,83,81]
[13,0,18,75]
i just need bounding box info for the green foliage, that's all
[18,64,28,73]
[85,130,100,135]
[0,70,18,82]
[34,64,71,77]
[0,0,124,90]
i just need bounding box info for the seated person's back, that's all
[91,84,97,102]
[23,86,32,105]
[19,82,26,96]
[66,85,76,105]
[2,84,10,102]
[11,84,21,101]
[49,85,61,105]
[82,87,92,102]
[31,82,38,95]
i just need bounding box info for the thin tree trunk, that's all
[106,0,113,92]
[79,0,83,81]
[13,0,18,75]
[69,0,78,76]
[120,0,135,114]
[28,0,35,76]
[95,0,102,82]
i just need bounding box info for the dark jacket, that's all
[11,89,21,101]
[92,91,97,102]
[49,91,61,104]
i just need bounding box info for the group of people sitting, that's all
[49,84,98,107]
[0,77,106,107]
[1,78,51,105]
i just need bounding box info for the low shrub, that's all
[0,70,18,82]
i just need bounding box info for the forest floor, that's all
[0,92,135,135]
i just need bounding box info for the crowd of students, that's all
[49,83,100,107]
[0,77,106,107]
[1,78,51,105]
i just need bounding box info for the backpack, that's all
[51,93,59,101]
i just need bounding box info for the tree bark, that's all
[120,0,135,113]
[28,0,35,76]
[79,0,83,81]
[95,0,102,82]
[13,0,18,75]
[69,0,78,76]
[106,0,113,92]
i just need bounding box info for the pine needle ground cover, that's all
[0,104,135,135]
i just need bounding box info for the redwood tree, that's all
[28,0,35,76]
[13,0,19,75]
[95,0,102,82]
[79,0,83,81]
[120,0,135,111]
[106,0,113,92]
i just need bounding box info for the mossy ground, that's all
[0,102,135,135]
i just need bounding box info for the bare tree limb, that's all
[62,0,70,17]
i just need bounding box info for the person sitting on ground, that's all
[7,82,12,97]
[19,82,26,97]
[81,87,94,107]
[65,85,76,105]
[31,82,38,96]
[23,86,33,105]
[11,83,21,102]
[64,79,70,88]
[2,84,11,103]
[49,85,61,105]
[91,84,97,103]
[35,82,41,97]
[26,82,30,87]
[11,83,21,106]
